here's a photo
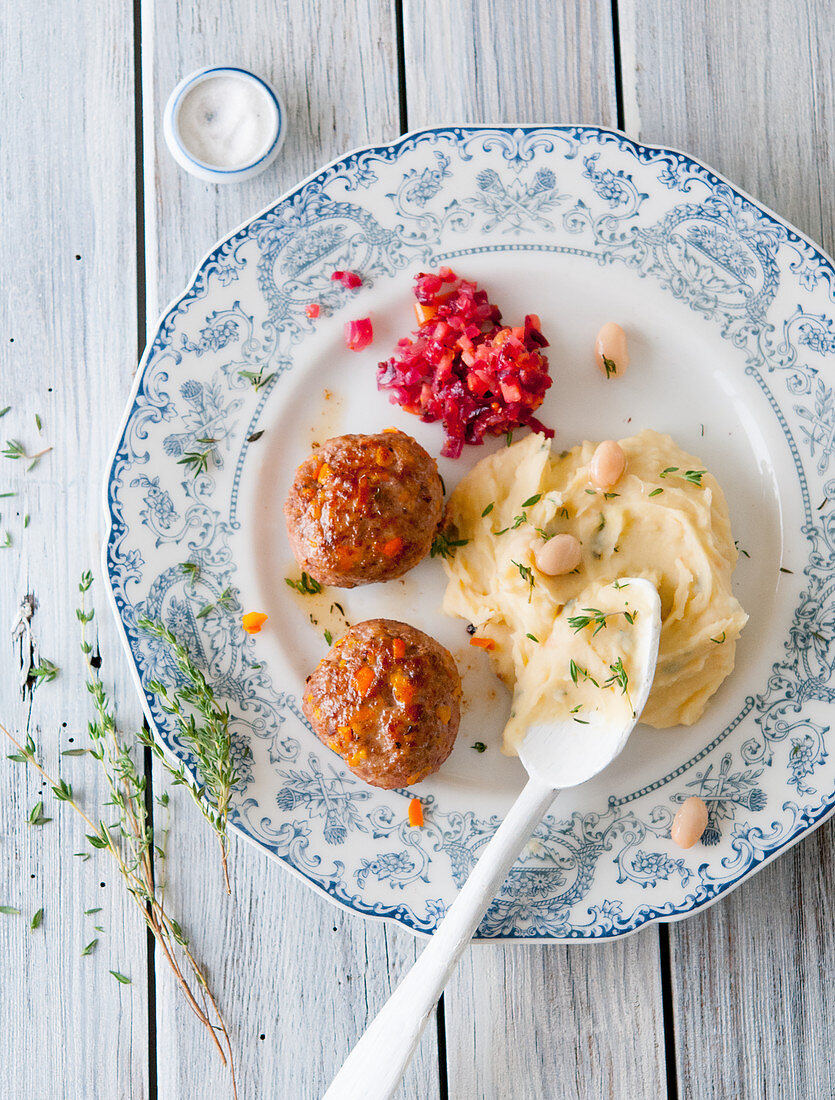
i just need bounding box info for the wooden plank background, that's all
[0,2,149,1098]
[2,0,835,1096]
[621,3,835,1097]
[142,3,440,1098]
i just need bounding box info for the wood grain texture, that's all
[403,4,666,1098]
[402,0,618,125]
[619,0,835,255]
[620,1,835,1095]
[141,1,440,1096]
[0,2,150,1098]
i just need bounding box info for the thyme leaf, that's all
[511,560,535,601]
[284,572,323,595]
[430,531,469,560]
[180,561,200,585]
[28,800,52,826]
[238,369,275,393]
[177,448,212,478]
[569,659,599,687]
[30,659,59,686]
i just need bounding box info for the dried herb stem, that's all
[138,616,238,894]
[1,573,237,1094]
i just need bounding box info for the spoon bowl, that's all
[518,576,662,788]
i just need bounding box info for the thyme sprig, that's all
[604,657,634,716]
[139,617,239,895]
[1,574,236,1093]
[285,571,323,595]
[569,659,599,687]
[180,561,200,586]
[659,466,706,486]
[238,368,275,393]
[567,607,636,635]
[177,439,216,479]
[2,439,53,470]
[430,531,469,560]
[511,560,535,601]
[29,658,59,686]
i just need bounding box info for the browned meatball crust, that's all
[302,619,461,789]
[284,431,443,588]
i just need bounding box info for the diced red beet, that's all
[376,269,553,457]
[331,270,363,289]
[345,318,374,351]
[305,303,321,319]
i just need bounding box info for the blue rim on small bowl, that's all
[163,65,286,184]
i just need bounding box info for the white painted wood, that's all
[0,2,150,1097]
[620,2,835,1095]
[141,2,441,1096]
[402,0,618,126]
[403,4,667,1098]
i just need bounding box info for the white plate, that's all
[105,126,835,940]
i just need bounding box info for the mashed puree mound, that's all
[442,430,748,751]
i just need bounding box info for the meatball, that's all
[302,619,461,789]
[284,431,443,587]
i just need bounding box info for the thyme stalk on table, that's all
[1,573,238,1095]
[138,616,239,894]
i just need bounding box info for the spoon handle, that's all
[323,777,558,1100]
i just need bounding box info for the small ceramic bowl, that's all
[163,65,286,184]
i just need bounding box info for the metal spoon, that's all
[324,578,662,1100]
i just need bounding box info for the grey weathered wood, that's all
[449,938,666,1100]
[403,3,667,1098]
[0,2,149,1097]
[141,1,440,1096]
[621,1,835,1096]
[403,0,618,126]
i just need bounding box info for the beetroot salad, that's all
[376,267,554,458]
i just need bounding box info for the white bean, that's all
[534,533,582,576]
[595,322,629,378]
[589,440,626,489]
[670,796,708,849]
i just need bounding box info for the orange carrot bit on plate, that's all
[242,611,268,634]
[408,797,424,828]
[469,636,496,650]
[305,302,320,319]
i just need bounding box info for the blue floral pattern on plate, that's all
[105,126,835,941]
